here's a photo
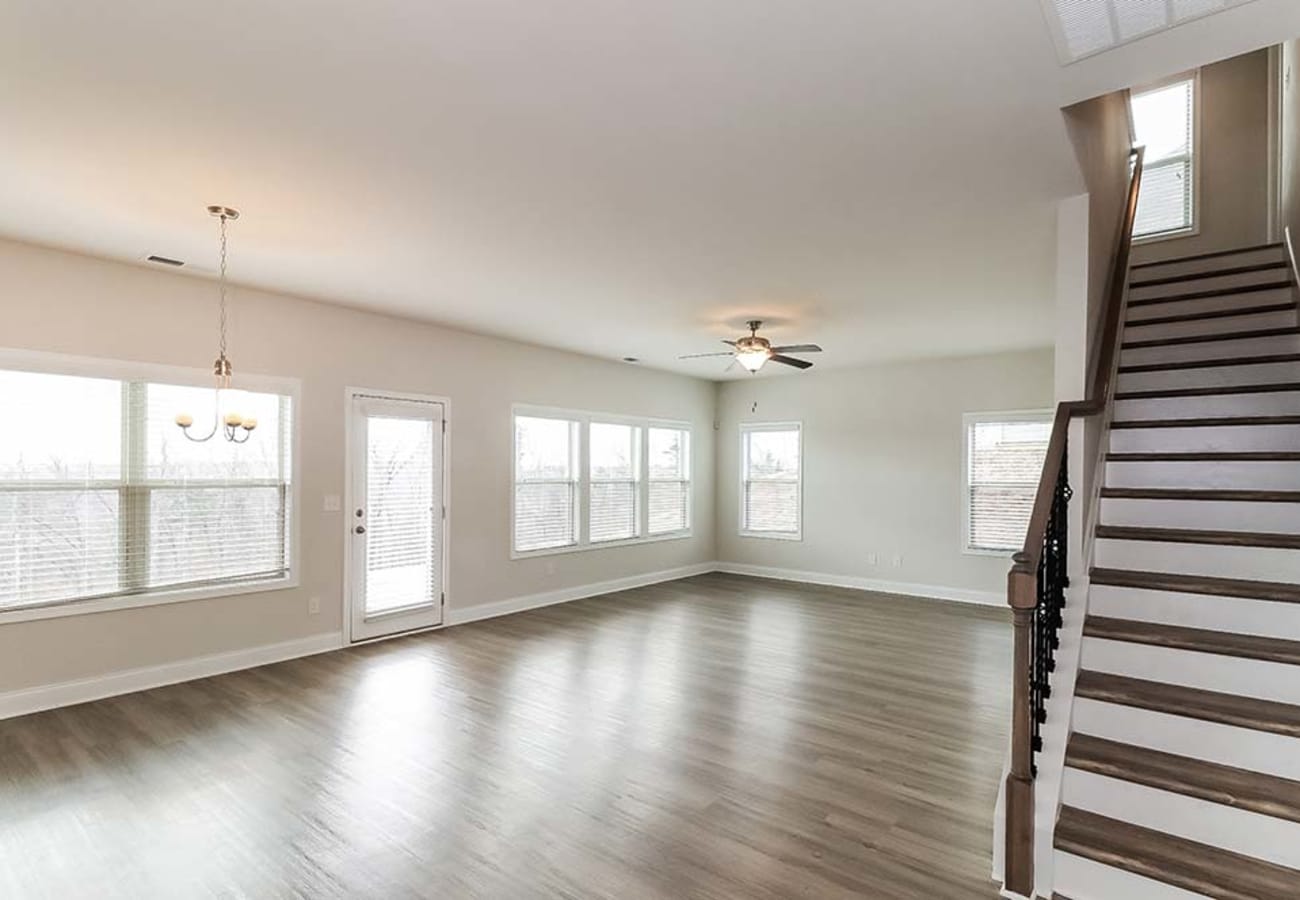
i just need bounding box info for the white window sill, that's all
[963,546,1016,558]
[0,574,299,626]
[511,530,693,560]
[1133,224,1199,246]
[739,530,802,542]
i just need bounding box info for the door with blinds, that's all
[348,392,446,642]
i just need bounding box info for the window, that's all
[740,423,801,539]
[963,412,1052,554]
[1131,74,1196,239]
[648,427,690,535]
[513,415,580,553]
[0,360,295,617]
[511,408,692,556]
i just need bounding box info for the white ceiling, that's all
[0,1,1199,378]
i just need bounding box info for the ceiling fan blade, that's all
[769,354,813,370]
[771,344,822,354]
[678,351,737,359]
[722,339,737,346]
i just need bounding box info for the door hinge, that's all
[441,591,446,606]
[442,504,447,519]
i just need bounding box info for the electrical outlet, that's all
[891,554,903,569]
[308,596,321,615]
[866,552,878,566]
[323,494,341,512]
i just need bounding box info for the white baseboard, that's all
[0,631,343,721]
[445,561,718,627]
[713,561,1004,607]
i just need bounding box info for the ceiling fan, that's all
[679,320,822,373]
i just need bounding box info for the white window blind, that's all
[1132,77,1196,238]
[513,415,579,553]
[1045,1,1256,63]
[965,415,1052,553]
[648,427,690,535]
[589,422,640,543]
[741,424,801,538]
[0,367,294,613]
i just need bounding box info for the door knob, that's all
[354,525,366,535]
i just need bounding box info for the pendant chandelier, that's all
[175,205,256,444]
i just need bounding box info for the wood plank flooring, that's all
[0,573,1011,899]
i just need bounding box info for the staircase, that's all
[1051,242,1300,899]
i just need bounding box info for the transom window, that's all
[1131,74,1197,239]
[739,423,802,540]
[963,412,1052,554]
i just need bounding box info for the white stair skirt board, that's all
[1072,698,1300,781]
[1133,247,1289,280]
[710,562,1002,606]
[1099,497,1300,533]
[1120,333,1300,367]
[1081,637,1300,705]
[0,632,344,721]
[1089,585,1300,641]
[1118,359,1300,392]
[1094,538,1300,582]
[1127,287,1298,323]
[1109,423,1300,453]
[1114,390,1300,420]
[1053,851,1211,900]
[1121,309,1298,343]
[1106,459,1300,490]
[1061,769,1300,870]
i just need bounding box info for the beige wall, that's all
[714,349,1055,601]
[1132,49,1273,263]
[0,238,717,693]
[1281,40,1300,244]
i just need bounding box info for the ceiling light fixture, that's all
[175,205,257,443]
[734,320,773,373]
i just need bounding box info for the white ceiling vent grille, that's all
[1042,0,1261,64]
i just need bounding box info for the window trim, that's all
[961,409,1053,558]
[0,347,302,626]
[1130,69,1202,245]
[510,404,693,559]
[738,421,803,542]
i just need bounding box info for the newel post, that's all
[1004,556,1038,897]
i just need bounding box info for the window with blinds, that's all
[648,427,690,535]
[1131,75,1196,239]
[964,414,1052,553]
[589,422,641,543]
[513,415,580,553]
[0,365,294,614]
[1044,1,1254,64]
[740,424,801,539]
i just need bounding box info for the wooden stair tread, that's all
[1130,242,1284,269]
[1119,352,1300,374]
[1094,524,1300,549]
[1130,260,1289,288]
[1122,326,1300,350]
[1125,301,1296,325]
[1111,414,1300,429]
[1085,616,1300,665]
[1055,806,1300,899]
[1114,381,1300,400]
[1074,671,1300,737]
[1090,567,1300,604]
[1066,733,1300,824]
[1108,450,1300,462]
[1101,487,1300,502]
[1126,281,1294,308]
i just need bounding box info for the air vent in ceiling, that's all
[146,254,185,267]
[1042,0,1261,64]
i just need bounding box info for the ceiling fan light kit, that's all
[678,319,821,374]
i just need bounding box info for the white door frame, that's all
[343,386,451,644]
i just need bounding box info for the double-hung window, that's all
[963,412,1052,554]
[739,423,801,539]
[0,357,296,618]
[1131,73,1197,239]
[511,409,691,556]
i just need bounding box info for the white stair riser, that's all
[1054,851,1210,900]
[1099,497,1300,533]
[1114,391,1300,420]
[1089,585,1300,641]
[1127,287,1296,321]
[1133,248,1288,280]
[1118,360,1300,392]
[1106,459,1300,490]
[1061,769,1300,869]
[1094,537,1300,582]
[1082,637,1300,704]
[1123,309,1297,342]
[1120,332,1300,367]
[1109,423,1300,453]
[1073,698,1300,780]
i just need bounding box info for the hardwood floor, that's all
[0,573,1011,899]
